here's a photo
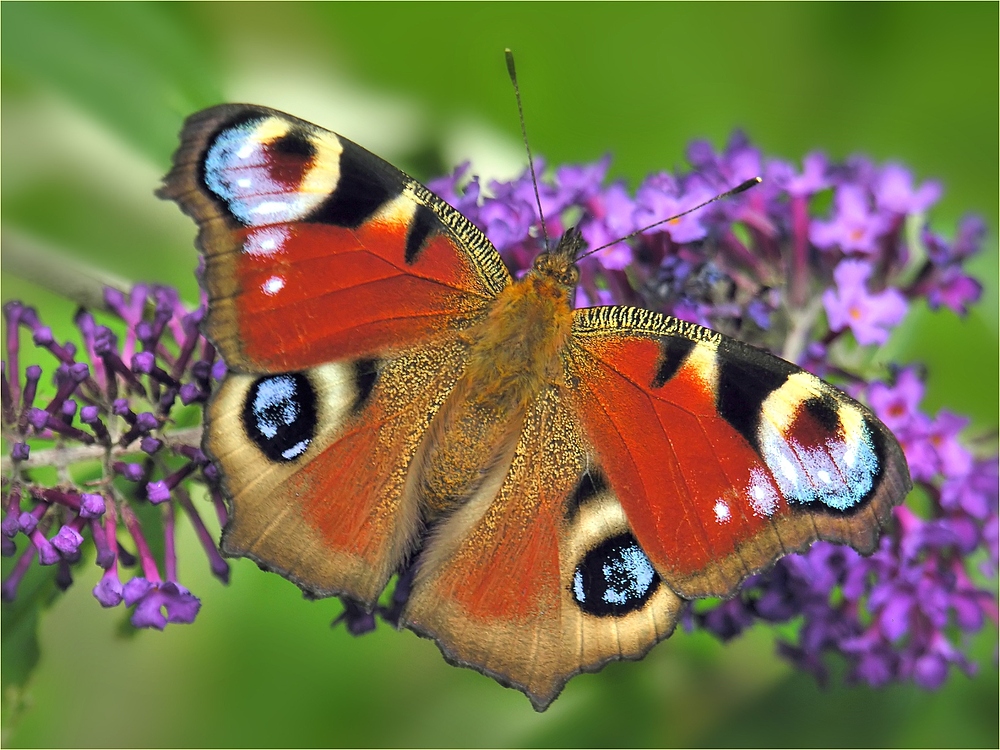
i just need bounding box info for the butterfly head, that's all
[531,227,584,291]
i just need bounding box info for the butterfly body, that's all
[420,243,576,519]
[160,104,910,710]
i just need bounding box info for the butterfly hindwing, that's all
[403,386,683,710]
[159,104,510,373]
[566,306,910,598]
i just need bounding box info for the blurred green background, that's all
[2,3,997,747]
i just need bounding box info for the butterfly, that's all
[159,104,911,711]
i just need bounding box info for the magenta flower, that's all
[823,260,908,344]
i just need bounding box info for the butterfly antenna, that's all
[505,48,550,252]
[577,176,762,261]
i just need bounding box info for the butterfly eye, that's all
[242,373,317,462]
[571,534,661,617]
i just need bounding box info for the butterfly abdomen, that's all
[418,271,575,519]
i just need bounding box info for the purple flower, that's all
[925,412,973,478]
[634,174,714,245]
[579,182,637,270]
[774,152,831,197]
[940,459,997,520]
[810,185,892,254]
[822,260,908,344]
[926,265,982,314]
[93,567,124,607]
[868,368,925,432]
[146,480,172,504]
[126,579,202,630]
[910,633,976,689]
[51,525,85,557]
[874,163,942,215]
[79,493,106,518]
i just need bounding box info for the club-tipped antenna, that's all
[505,48,550,252]
[577,176,762,261]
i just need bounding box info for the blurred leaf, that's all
[1,553,60,741]
[1,3,223,161]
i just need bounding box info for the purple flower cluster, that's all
[429,132,996,689]
[2,286,229,629]
[691,369,997,690]
[430,132,982,349]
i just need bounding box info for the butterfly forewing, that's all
[159,104,509,373]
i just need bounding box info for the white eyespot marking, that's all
[747,468,779,517]
[251,376,299,440]
[844,444,858,468]
[203,117,342,227]
[244,226,290,257]
[281,440,309,460]
[714,500,731,523]
[372,190,419,227]
[758,398,880,512]
[778,455,799,483]
[600,545,656,606]
[251,201,295,218]
[573,569,586,603]
[262,276,285,296]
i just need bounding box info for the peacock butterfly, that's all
[159,103,911,710]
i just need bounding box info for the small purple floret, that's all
[51,525,85,556]
[140,436,163,454]
[93,569,124,607]
[11,442,30,461]
[116,463,145,482]
[146,481,171,504]
[131,351,156,374]
[128,580,202,629]
[18,511,38,535]
[79,493,106,518]
[34,535,60,566]
[27,407,50,430]
[32,326,54,346]
[135,412,159,431]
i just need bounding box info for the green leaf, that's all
[1,550,60,741]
